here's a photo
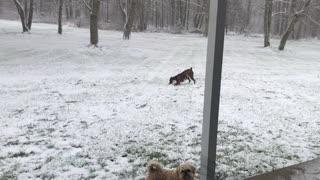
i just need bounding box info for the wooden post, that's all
[200,0,227,179]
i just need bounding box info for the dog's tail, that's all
[147,160,162,172]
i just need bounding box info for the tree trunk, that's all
[138,0,146,31]
[24,0,28,23]
[166,2,171,30]
[171,0,175,27]
[106,0,109,21]
[144,1,149,30]
[186,0,190,30]
[278,0,312,50]
[161,2,164,29]
[179,0,185,28]
[204,0,210,37]
[65,1,70,19]
[246,0,252,29]
[123,0,137,40]
[278,14,300,50]
[288,0,297,39]
[58,0,63,34]
[13,0,29,32]
[119,0,127,28]
[151,1,154,26]
[178,0,183,26]
[90,0,100,45]
[27,0,33,30]
[155,1,158,28]
[278,1,284,35]
[176,0,180,26]
[264,0,273,47]
[69,0,73,19]
[194,0,200,28]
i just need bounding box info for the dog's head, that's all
[169,77,174,84]
[176,162,196,180]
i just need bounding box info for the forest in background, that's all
[0,0,320,38]
[1,0,320,49]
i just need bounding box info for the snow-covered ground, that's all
[0,20,319,180]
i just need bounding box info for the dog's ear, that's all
[190,165,196,174]
[147,160,162,172]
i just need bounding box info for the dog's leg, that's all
[174,79,181,85]
[174,77,181,86]
[190,71,196,84]
[187,77,191,83]
[191,76,196,84]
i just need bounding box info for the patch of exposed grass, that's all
[125,145,179,168]
[9,151,34,158]
[40,172,56,180]
[0,170,17,180]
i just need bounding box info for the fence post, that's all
[200,0,227,179]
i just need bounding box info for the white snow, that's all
[0,20,319,180]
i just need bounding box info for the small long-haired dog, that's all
[169,67,196,86]
[145,160,196,180]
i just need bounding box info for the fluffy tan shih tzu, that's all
[145,160,196,180]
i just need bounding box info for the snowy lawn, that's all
[0,20,319,179]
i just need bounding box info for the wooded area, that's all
[1,0,320,48]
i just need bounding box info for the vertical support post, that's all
[200,0,227,179]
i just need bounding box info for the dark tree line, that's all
[4,0,320,49]
[8,0,212,34]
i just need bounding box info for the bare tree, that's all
[83,0,100,46]
[27,0,34,30]
[264,0,273,47]
[121,0,137,40]
[58,0,63,34]
[13,0,29,32]
[279,0,312,50]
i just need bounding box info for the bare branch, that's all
[82,0,92,11]
[272,11,289,17]
[13,0,24,15]
[273,0,291,4]
[303,13,320,26]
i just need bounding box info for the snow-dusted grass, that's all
[0,20,319,179]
